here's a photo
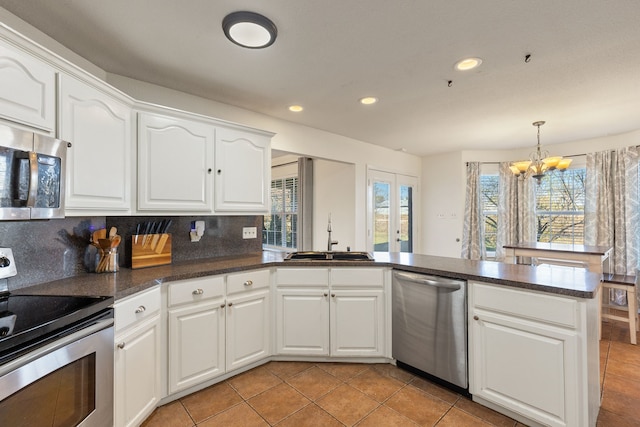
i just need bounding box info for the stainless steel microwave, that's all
[0,124,69,220]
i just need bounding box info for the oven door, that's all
[0,318,113,427]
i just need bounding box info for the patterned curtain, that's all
[585,147,640,306]
[461,162,484,260]
[495,162,536,261]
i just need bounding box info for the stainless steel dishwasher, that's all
[392,270,468,391]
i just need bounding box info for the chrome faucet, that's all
[327,213,338,251]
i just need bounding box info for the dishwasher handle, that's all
[393,271,463,290]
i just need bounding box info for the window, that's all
[535,168,586,244]
[263,177,298,249]
[478,163,586,256]
[480,173,499,256]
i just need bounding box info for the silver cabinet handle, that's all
[193,288,204,295]
[244,280,253,286]
[117,342,125,349]
[135,305,146,314]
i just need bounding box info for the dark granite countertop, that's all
[13,251,602,300]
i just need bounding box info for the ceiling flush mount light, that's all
[510,121,572,184]
[288,105,303,112]
[222,11,277,49]
[359,97,378,105]
[454,57,482,71]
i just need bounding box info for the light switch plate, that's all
[242,227,257,239]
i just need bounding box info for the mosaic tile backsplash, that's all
[0,215,262,290]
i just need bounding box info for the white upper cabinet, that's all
[0,39,56,132]
[137,112,215,212]
[60,74,132,214]
[214,126,270,213]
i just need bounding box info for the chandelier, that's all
[510,121,572,184]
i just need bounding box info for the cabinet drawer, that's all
[227,269,270,295]
[168,276,225,307]
[115,287,161,333]
[331,268,384,287]
[473,282,578,329]
[276,268,329,286]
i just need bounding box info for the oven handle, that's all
[0,316,114,376]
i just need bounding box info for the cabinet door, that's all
[60,74,132,214]
[214,127,270,212]
[276,288,329,355]
[470,312,579,427]
[0,39,56,131]
[226,288,270,371]
[168,299,225,393]
[330,289,385,357]
[138,113,214,212]
[114,315,161,427]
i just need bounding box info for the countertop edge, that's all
[13,252,602,300]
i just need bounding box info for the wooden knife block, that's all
[131,233,172,269]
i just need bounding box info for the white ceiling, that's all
[2,0,640,156]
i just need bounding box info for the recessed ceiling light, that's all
[360,97,378,105]
[454,57,482,71]
[288,105,303,112]
[222,11,277,49]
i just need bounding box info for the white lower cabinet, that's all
[226,269,271,371]
[276,287,330,355]
[167,270,271,393]
[330,289,385,357]
[114,288,162,427]
[167,276,225,394]
[276,267,387,357]
[469,281,599,427]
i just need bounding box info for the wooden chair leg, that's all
[627,289,637,345]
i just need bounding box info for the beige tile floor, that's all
[142,320,640,427]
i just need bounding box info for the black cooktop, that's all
[0,294,113,363]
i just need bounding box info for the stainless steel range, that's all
[0,248,114,427]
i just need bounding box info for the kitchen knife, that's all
[142,222,152,246]
[155,219,172,254]
[134,223,141,244]
[150,220,163,250]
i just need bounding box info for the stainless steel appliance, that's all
[0,124,69,220]
[392,270,468,392]
[0,248,113,427]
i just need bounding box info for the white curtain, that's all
[495,162,536,261]
[585,146,640,306]
[461,162,484,260]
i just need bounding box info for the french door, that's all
[367,170,418,253]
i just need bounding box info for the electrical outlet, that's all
[242,227,257,239]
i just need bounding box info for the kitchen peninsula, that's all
[16,251,602,427]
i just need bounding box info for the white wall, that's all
[421,129,640,258]
[421,151,464,257]
[313,159,356,251]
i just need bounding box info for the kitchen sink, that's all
[284,251,374,261]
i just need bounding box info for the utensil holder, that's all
[96,248,119,273]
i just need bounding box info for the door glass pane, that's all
[373,182,390,251]
[399,185,413,252]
